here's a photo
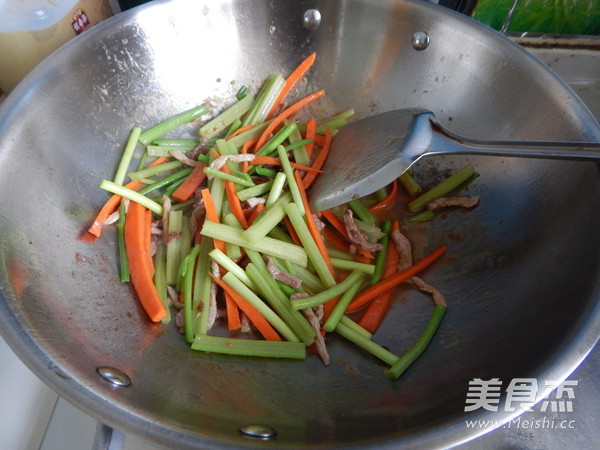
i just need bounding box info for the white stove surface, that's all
[0,45,598,450]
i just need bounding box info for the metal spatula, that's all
[308,108,600,212]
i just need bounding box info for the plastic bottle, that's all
[0,0,113,94]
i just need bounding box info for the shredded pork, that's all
[266,257,303,289]
[426,196,480,211]
[170,149,204,167]
[209,154,256,173]
[301,303,330,365]
[342,209,383,253]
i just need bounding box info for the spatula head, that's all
[309,108,435,212]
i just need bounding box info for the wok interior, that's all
[0,0,599,447]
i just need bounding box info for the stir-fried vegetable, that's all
[85,53,480,379]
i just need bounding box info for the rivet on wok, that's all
[239,424,277,440]
[303,9,322,30]
[97,366,132,387]
[411,31,430,51]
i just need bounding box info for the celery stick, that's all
[236,85,249,100]
[117,203,129,282]
[139,104,208,145]
[146,145,195,157]
[255,122,298,157]
[387,305,446,379]
[348,198,375,225]
[137,168,192,195]
[227,121,271,149]
[290,269,363,310]
[277,146,304,215]
[201,221,307,266]
[323,278,363,332]
[326,248,354,261]
[203,167,255,187]
[165,210,183,285]
[209,248,255,289]
[199,94,255,140]
[222,272,300,342]
[330,258,375,275]
[152,138,199,148]
[99,180,163,215]
[285,138,313,152]
[192,238,214,333]
[399,172,422,196]
[114,127,141,185]
[127,160,183,180]
[265,172,287,208]
[255,166,278,178]
[243,75,285,126]
[267,225,294,244]
[245,263,315,345]
[191,334,306,359]
[335,321,399,366]
[371,220,391,285]
[183,245,201,343]
[242,192,291,242]
[288,264,325,293]
[408,164,475,212]
[286,120,310,166]
[179,216,192,266]
[285,203,335,287]
[339,316,372,340]
[237,180,274,202]
[225,119,243,138]
[153,243,171,324]
[408,210,436,223]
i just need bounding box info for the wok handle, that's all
[92,423,125,450]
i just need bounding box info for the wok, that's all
[0,0,599,448]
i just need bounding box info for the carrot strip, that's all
[321,227,371,264]
[251,156,323,174]
[346,245,447,312]
[212,275,281,341]
[369,179,399,213]
[221,165,248,229]
[241,138,258,173]
[294,171,335,277]
[224,290,242,331]
[283,217,303,247]
[313,134,327,147]
[304,118,316,158]
[358,221,401,332]
[246,203,266,225]
[124,201,167,322]
[226,124,254,140]
[301,127,331,190]
[171,162,207,203]
[254,89,325,152]
[87,157,169,238]
[267,52,316,119]
[200,188,226,254]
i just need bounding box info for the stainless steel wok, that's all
[0,0,599,448]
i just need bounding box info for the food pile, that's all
[85,54,478,379]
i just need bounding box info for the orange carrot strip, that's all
[223,290,242,331]
[226,124,254,140]
[313,134,327,147]
[124,201,167,322]
[294,171,335,277]
[304,118,316,158]
[267,52,316,119]
[283,217,303,247]
[221,165,248,229]
[369,179,399,213]
[87,157,169,238]
[301,127,331,190]
[241,138,258,173]
[358,221,401,333]
[200,188,226,254]
[254,89,325,152]
[251,156,323,174]
[171,162,208,203]
[212,275,281,341]
[246,203,266,225]
[347,245,447,312]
